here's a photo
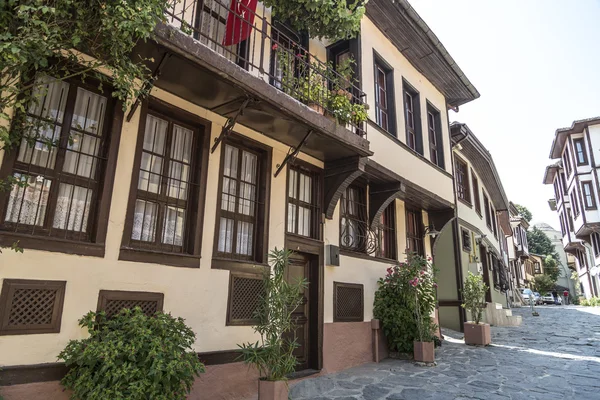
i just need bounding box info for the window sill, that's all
[212,258,269,274]
[0,232,104,257]
[457,198,473,208]
[119,247,200,268]
[339,249,398,265]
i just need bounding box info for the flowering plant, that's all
[374,253,438,352]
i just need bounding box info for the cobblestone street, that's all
[291,307,600,400]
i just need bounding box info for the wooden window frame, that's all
[483,192,491,229]
[567,208,574,231]
[472,170,482,216]
[375,202,397,260]
[574,138,588,166]
[406,207,424,256]
[339,183,368,253]
[226,271,264,326]
[120,99,210,268]
[492,207,498,238]
[563,147,572,176]
[286,160,323,241]
[571,190,580,217]
[455,156,471,205]
[581,181,597,210]
[212,134,272,271]
[461,227,471,252]
[373,52,395,136]
[592,233,600,257]
[403,80,422,154]
[333,282,364,322]
[0,76,124,257]
[96,290,164,318]
[426,102,444,168]
[0,279,66,335]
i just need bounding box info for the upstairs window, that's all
[455,157,471,204]
[461,228,472,252]
[340,185,368,253]
[567,208,574,231]
[0,76,116,251]
[373,54,395,135]
[563,147,572,175]
[571,190,580,217]
[484,192,491,229]
[592,233,600,257]
[492,207,498,238]
[560,172,568,194]
[426,103,444,168]
[287,165,321,239]
[403,81,421,154]
[472,171,482,216]
[573,138,588,166]
[581,181,596,210]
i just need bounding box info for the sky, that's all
[409,0,600,230]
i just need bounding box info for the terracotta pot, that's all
[413,341,434,363]
[337,88,353,100]
[308,102,324,115]
[259,379,288,400]
[464,322,491,346]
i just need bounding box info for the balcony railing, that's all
[164,0,367,137]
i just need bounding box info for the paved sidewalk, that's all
[290,306,600,400]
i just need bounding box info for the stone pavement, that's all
[290,306,600,400]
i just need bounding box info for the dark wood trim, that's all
[211,132,272,266]
[119,247,201,268]
[0,279,66,336]
[573,137,589,166]
[402,79,422,155]
[372,50,396,136]
[287,234,324,256]
[198,349,242,366]
[226,271,264,326]
[585,126,596,168]
[339,248,398,264]
[323,156,366,219]
[0,363,68,386]
[369,182,402,229]
[333,281,364,322]
[457,197,473,208]
[0,233,104,257]
[96,290,164,315]
[581,180,597,210]
[211,258,269,274]
[285,158,324,241]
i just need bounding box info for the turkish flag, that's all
[222,0,258,47]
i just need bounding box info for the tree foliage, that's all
[542,255,561,283]
[533,274,555,295]
[238,249,308,381]
[373,254,438,353]
[59,308,204,400]
[527,227,558,260]
[514,204,533,223]
[263,0,367,40]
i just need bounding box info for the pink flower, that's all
[420,270,425,276]
[427,257,432,261]
[272,43,278,50]
[386,267,393,275]
[433,283,438,288]
[296,53,302,58]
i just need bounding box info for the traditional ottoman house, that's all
[435,123,515,332]
[543,117,600,299]
[0,0,479,398]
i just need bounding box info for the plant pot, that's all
[308,102,324,115]
[464,322,491,346]
[337,88,353,101]
[413,341,434,363]
[259,379,288,400]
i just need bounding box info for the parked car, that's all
[519,288,534,303]
[533,292,543,305]
[542,292,563,305]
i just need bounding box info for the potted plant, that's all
[461,272,491,346]
[238,249,308,400]
[373,254,438,361]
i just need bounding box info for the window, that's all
[472,172,481,216]
[558,212,565,236]
[0,76,117,254]
[216,141,268,262]
[403,82,421,153]
[461,228,472,252]
[484,192,491,229]
[340,185,368,252]
[270,21,306,89]
[227,272,264,326]
[553,179,561,202]
[0,279,66,335]
[563,147,572,175]
[571,190,580,217]
[123,111,204,257]
[581,181,596,209]
[374,55,394,134]
[375,202,397,259]
[534,262,541,274]
[427,104,444,168]
[492,208,498,238]
[573,138,588,166]
[97,290,164,319]
[455,157,471,204]
[406,208,424,256]
[592,233,600,257]
[560,172,567,194]
[333,282,364,322]
[567,208,574,231]
[287,165,321,239]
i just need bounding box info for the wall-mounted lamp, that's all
[424,224,441,238]
[475,234,487,245]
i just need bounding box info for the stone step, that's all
[505,309,513,317]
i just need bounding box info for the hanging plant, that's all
[263,0,368,41]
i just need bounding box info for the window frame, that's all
[333,282,364,322]
[339,183,368,253]
[97,290,164,319]
[375,202,397,260]
[472,170,482,216]
[461,227,472,252]
[455,156,471,205]
[373,52,395,136]
[0,76,123,257]
[571,189,580,217]
[120,99,210,268]
[563,146,572,176]
[483,192,492,229]
[573,138,588,166]
[406,207,424,257]
[426,102,444,168]
[581,181,597,210]
[226,271,264,326]
[592,233,600,257]
[212,134,272,270]
[403,80,422,154]
[285,160,323,241]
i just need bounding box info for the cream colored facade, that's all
[0,0,479,397]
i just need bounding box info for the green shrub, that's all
[59,308,204,400]
[461,272,489,324]
[373,254,437,353]
[582,297,600,307]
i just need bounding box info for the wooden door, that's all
[285,252,311,371]
[479,244,493,303]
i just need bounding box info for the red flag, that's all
[222,0,258,47]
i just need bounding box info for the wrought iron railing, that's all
[164,0,367,137]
